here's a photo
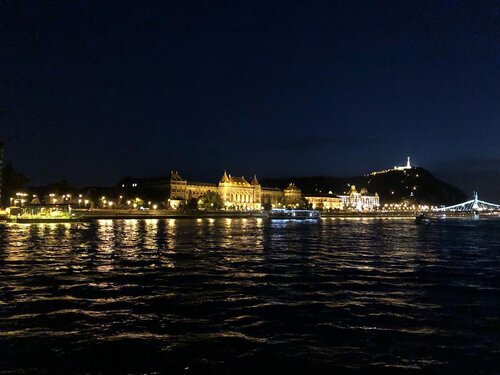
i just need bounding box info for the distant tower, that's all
[406,156,411,168]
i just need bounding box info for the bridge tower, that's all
[472,191,479,211]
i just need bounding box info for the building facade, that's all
[261,187,282,206]
[169,171,283,210]
[284,182,302,203]
[169,172,380,211]
[305,195,343,210]
[338,185,380,210]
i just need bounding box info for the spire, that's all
[171,170,183,181]
[220,170,230,183]
[406,156,411,168]
[251,174,259,186]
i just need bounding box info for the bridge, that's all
[436,192,500,212]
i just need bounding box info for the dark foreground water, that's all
[0,218,499,374]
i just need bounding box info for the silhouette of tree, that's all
[2,162,29,206]
[186,198,198,211]
[198,191,224,210]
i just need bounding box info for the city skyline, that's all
[1,3,499,374]
[1,1,500,200]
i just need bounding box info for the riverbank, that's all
[3,209,496,222]
[74,209,265,219]
[0,209,414,222]
[75,209,421,220]
[76,209,423,220]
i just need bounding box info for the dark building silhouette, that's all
[0,140,3,207]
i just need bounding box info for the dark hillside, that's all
[262,167,466,206]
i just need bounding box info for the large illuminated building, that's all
[169,171,281,210]
[338,185,380,210]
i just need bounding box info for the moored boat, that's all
[6,204,89,223]
[267,208,320,220]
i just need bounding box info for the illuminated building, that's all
[338,185,380,210]
[170,171,217,200]
[284,182,302,203]
[305,195,343,210]
[169,171,283,210]
[169,171,380,211]
[125,170,382,211]
[218,172,261,209]
[261,187,282,206]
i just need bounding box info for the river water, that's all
[0,218,499,374]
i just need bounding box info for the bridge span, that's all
[436,192,500,212]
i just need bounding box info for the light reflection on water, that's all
[0,218,499,374]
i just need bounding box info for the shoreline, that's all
[2,209,498,222]
[1,209,418,222]
[76,209,420,219]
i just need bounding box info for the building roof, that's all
[220,171,251,186]
[251,174,259,186]
[305,194,342,199]
[170,171,184,181]
[220,171,230,183]
[262,187,281,192]
[285,182,300,191]
[187,181,217,187]
[229,176,251,186]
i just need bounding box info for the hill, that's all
[261,167,466,206]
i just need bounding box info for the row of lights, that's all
[9,192,159,210]
[383,203,438,211]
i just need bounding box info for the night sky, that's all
[1,1,500,199]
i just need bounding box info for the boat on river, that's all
[415,212,431,225]
[7,204,89,223]
[267,208,320,220]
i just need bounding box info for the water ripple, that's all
[1,218,499,374]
